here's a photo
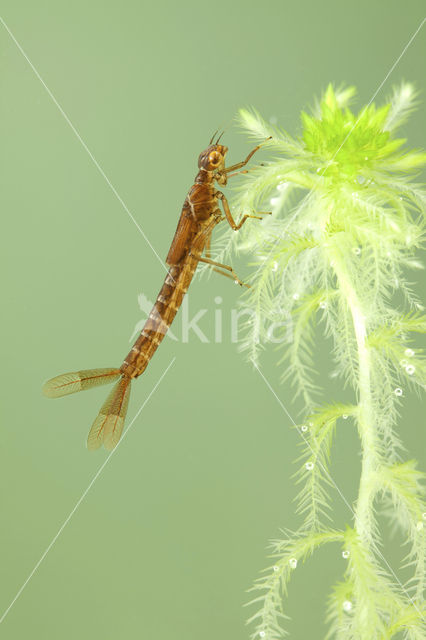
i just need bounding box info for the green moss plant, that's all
[224,84,426,638]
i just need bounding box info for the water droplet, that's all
[406,364,415,375]
[316,167,322,173]
[343,600,352,612]
[273,565,279,572]
[356,175,366,184]
[293,293,300,300]
[364,156,369,161]
[351,192,358,199]
[342,550,350,559]
[301,425,308,432]
[342,414,348,420]
[394,388,403,397]
[416,521,424,531]
[234,280,239,285]
[399,359,408,367]
[319,301,327,309]
[308,421,313,427]
[259,631,266,638]
[405,348,414,357]
[272,261,278,272]
[289,558,298,569]
[353,247,361,256]
[277,182,287,191]
[422,513,426,520]
[270,197,279,206]
[305,462,314,471]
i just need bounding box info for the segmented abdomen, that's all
[120,258,198,378]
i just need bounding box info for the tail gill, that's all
[42,368,131,451]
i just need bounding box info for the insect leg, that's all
[210,267,250,289]
[191,253,249,287]
[217,191,271,231]
[226,164,265,179]
[224,137,272,174]
[205,234,211,260]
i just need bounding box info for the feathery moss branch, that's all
[228,84,426,639]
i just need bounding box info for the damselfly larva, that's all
[43,134,271,450]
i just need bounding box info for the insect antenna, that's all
[209,129,219,145]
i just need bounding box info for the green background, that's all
[1,1,425,638]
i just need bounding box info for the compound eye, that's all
[208,151,221,165]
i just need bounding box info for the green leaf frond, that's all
[246,528,343,639]
[233,84,426,639]
[326,527,426,639]
[384,83,420,132]
[378,462,426,600]
[368,313,426,390]
[293,404,356,530]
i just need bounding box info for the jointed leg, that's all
[191,253,249,288]
[224,137,272,174]
[211,267,250,289]
[205,234,211,260]
[217,191,271,231]
[227,164,265,179]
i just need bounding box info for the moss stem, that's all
[331,249,378,547]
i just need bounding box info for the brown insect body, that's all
[43,137,269,450]
[121,144,228,379]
